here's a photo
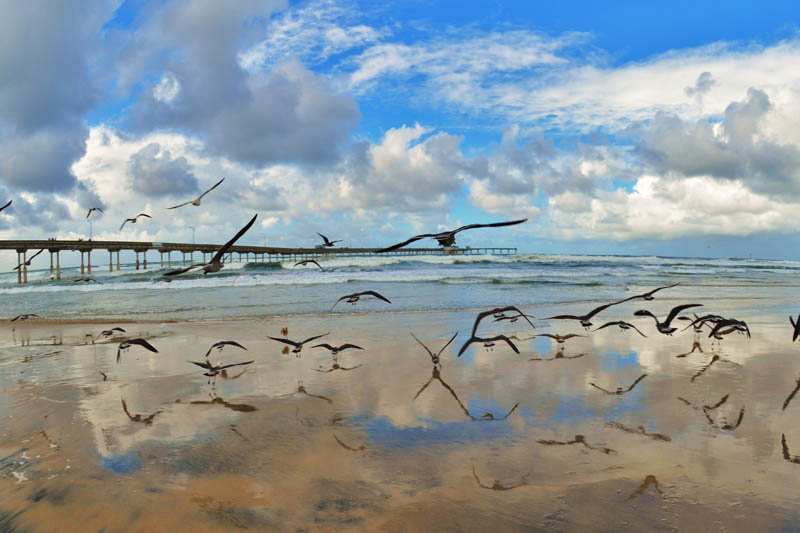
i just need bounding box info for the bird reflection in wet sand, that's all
[529,351,586,362]
[689,354,740,383]
[675,341,704,358]
[781,434,800,465]
[98,371,108,381]
[590,374,647,395]
[279,381,333,404]
[190,393,257,412]
[472,466,530,491]
[537,434,616,455]
[121,399,161,425]
[704,405,746,431]
[333,434,367,452]
[678,393,729,413]
[791,315,800,342]
[314,356,363,373]
[782,376,800,410]
[626,475,663,500]
[605,421,671,442]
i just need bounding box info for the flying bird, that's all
[295,259,327,271]
[11,314,40,321]
[547,300,624,329]
[620,283,680,302]
[13,249,44,270]
[317,233,341,247]
[457,334,520,357]
[0,199,11,213]
[164,214,257,276]
[412,331,458,367]
[204,340,247,359]
[377,218,527,252]
[121,399,161,425]
[98,327,126,338]
[593,321,648,337]
[189,359,254,384]
[312,343,364,355]
[331,290,391,310]
[119,213,151,230]
[116,338,159,363]
[708,318,750,339]
[467,306,536,338]
[634,304,703,335]
[268,333,329,355]
[792,315,800,342]
[86,207,103,219]
[167,177,225,209]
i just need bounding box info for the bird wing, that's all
[166,200,193,210]
[584,300,623,320]
[469,306,518,337]
[113,327,126,333]
[119,219,131,230]
[211,214,258,264]
[497,335,520,353]
[137,213,152,219]
[338,344,364,351]
[205,340,247,357]
[163,264,204,277]
[546,314,580,321]
[312,343,336,351]
[360,290,391,303]
[535,334,557,340]
[217,360,254,371]
[593,321,619,332]
[410,333,435,358]
[437,331,459,356]
[625,374,648,392]
[189,360,213,370]
[267,336,302,348]
[457,338,476,357]
[301,333,329,345]
[376,233,437,253]
[663,304,703,327]
[127,338,159,353]
[29,249,44,262]
[0,200,11,212]
[317,233,331,245]
[646,282,680,297]
[86,209,92,218]
[625,322,648,337]
[450,218,528,236]
[197,177,224,200]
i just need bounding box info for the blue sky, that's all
[2,0,800,261]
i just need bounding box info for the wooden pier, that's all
[0,240,517,284]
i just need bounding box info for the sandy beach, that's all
[2,288,800,531]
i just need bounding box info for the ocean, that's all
[1,253,798,320]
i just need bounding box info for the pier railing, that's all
[0,240,516,284]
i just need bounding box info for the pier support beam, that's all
[87,250,92,273]
[80,251,85,275]
[143,251,147,270]
[16,252,22,284]
[116,251,120,271]
[109,250,113,272]
[135,251,140,270]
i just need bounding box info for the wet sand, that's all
[2,300,800,532]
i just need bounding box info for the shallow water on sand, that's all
[1,273,800,530]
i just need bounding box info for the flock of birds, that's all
[5,180,800,495]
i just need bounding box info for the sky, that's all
[2,0,800,267]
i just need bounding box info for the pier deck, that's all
[0,240,516,284]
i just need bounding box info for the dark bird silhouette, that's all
[268,333,329,355]
[590,374,647,395]
[792,315,800,342]
[0,199,11,213]
[116,338,159,363]
[312,343,364,355]
[472,466,530,491]
[331,290,391,309]
[121,399,161,425]
[689,354,739,383]
[708,318,750,339]
[547,300,624,329]
[10,314,40,321]
[412,331,458,367]
[781,434,800,465]
[492,310,536,326]
[13,249,43,270]
[204,340,247,359]
[681,313,725,332]
[467,306,536,339]
[317,233,342,247]
[534,333,584,344]
[119,213,151,230]
[164,214,257,276]
[377,218,527,252]
[189,359,254,384]
[98,327,126,338]
[783,377,800,411]
[98,370,108,381]
[593,321,647,337]
[86,207,103,219]
[167,177,225,209]
[536,434,615,455]
[457,334,520,357]
[704,405,745,431]
[621,283,680,302]
[634,304,703,335]
[295,259,326,271]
